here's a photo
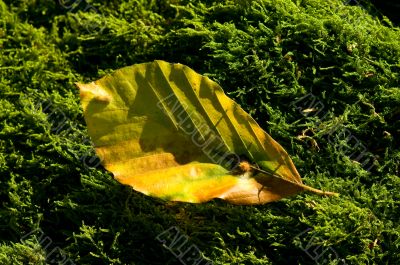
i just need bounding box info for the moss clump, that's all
[0,0,399,264]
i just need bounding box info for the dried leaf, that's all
[77,60,338,204]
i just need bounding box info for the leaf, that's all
[76,60,338,205]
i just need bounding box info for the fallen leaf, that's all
[76,60,338,204]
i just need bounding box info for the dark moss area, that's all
[0,0,399,264]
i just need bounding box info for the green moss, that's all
[1,0,399,264]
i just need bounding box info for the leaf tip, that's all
[75,82,111,103]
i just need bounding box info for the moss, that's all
[0,0,399,264]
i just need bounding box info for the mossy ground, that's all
[0,0,399,264]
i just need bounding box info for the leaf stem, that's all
[297,183,340,196]
[249,165,339,196]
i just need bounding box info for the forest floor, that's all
[0,0,399,264]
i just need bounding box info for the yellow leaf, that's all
[76,60,338,204]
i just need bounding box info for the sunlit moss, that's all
[0,0,399,264]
